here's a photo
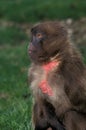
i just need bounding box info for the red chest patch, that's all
[39,61,59,96]
[39,80,53,96]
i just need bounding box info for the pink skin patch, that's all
[39,61,59,96]
[39,80,53,96]
[43,61,58,74]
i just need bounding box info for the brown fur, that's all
[28,21,86,130]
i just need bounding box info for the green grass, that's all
[0,26,29,45]
[0,44,33,130]
[79,45,86,63]
[0,0,86,23]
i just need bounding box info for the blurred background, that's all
[0,0,86,129]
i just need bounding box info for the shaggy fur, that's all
[28,21,86,130]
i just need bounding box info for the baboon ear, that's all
[43,33,67,56]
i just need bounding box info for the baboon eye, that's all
[36,33,43,39]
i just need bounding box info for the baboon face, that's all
[28,21,68,63]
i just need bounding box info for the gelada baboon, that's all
[28,21,86,130]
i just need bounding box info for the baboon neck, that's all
[42,60,60,74]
